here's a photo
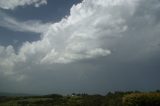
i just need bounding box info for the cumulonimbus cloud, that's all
[0,0,160,81]
[0,0,47,10]
[1,0,135,65]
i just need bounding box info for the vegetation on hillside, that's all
[123,92,160,106]
[0,91,160,106]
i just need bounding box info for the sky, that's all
[0,0,160,95]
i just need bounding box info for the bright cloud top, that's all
[0,0,160,81]
[0,0,47,10]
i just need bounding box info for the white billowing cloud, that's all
[0,46,15,76]
[1,0,160,82]
[0,0,47,10]
[0,0,137,71]
[39,0,136,64]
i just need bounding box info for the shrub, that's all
[123,93,160,106]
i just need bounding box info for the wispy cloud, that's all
[0,0,47,10]
[0,12,51,34]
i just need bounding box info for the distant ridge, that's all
[0,92,36,97]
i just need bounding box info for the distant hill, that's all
[0,92,35,97]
